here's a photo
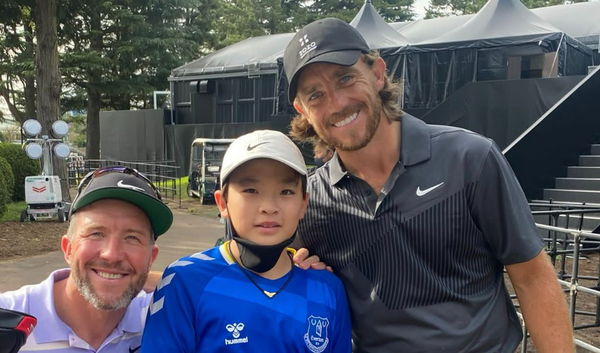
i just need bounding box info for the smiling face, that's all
[62,199,158,311]
[293,56,386,152]
[215,158,308,246]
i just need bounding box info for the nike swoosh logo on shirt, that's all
[247,142,268,151]
[416,182,444,196]
[129,346,141,353]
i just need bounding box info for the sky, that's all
[413,0,430,19]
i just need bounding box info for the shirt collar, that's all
[328,151,346,185]
[327,113,431,185]
[117,290,151,334]
[400,113,431,167]
[30,269,73,344]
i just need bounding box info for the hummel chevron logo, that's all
[416,182,444,196]
[247,142,268,151]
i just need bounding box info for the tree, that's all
[59,0,219,158]
[372,0,415,22]
[34,0,61,138]
[214,0,307,49]
[302,0,414,28]
[0,0,36,125]
[34,0,70,200]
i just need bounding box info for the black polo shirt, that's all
[298,114,543,353]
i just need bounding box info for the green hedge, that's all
[0,143,41,201]
[0,156,13,217]
[0,168,8,217]
[0,156,14,201]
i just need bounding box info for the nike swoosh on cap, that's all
[416,182,444,196]
[247,142,269,151]
[117,179,145,193]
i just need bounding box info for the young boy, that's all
[141,130,351,352]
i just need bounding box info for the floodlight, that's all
[53,143,70,158]
[22,119,42,137]
[51,120,69,138]
[24,142,43,159]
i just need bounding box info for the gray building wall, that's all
[100,109,165,162]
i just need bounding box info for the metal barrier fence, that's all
[520,202,600,352]
[67,159,182,208]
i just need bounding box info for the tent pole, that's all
[550,33,565,77]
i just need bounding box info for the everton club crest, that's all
[304,315,330,353]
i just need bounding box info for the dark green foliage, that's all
[59,0,221,111]
[0,143,40,201]
[373,0,415,23]
[184,0,415,49]
[0,156,11,217]
[0,156,15,201]
[0,175,7,217]
[302,0,414,24]
[212,0,306,49]
[0,0,37,125]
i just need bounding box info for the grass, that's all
[177,176,193,201]
[162,176,220,219]
[0,201,26,222]
[156,176,192,200]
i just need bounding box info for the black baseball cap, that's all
[69,167,173,238]
[283,17,370,103]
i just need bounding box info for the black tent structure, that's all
[391,14,475,43]
[349,0,410,50]
[391,1,600,55]
[393,0,593,111]
[346,0,410,85]
[169,32,294,126]
[532,1,600,62]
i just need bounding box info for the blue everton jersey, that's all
[141,243,352,353]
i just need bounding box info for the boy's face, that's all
[215,158,308,246]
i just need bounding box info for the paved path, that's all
[0,210,224,292]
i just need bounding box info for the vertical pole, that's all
[569,232,581,325]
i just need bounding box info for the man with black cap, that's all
[285,18,573,352]
[0,166,173,352]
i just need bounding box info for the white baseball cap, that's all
[220,130,307,187]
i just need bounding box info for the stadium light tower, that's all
[20,119,70,222]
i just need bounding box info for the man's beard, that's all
[72,262,147,311]
[321,97,383,152]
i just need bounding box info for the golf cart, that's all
[187,138,234,204]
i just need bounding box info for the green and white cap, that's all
[70,167,173,238]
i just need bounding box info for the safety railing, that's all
[519,201,600,352]
[67,159,181,208]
